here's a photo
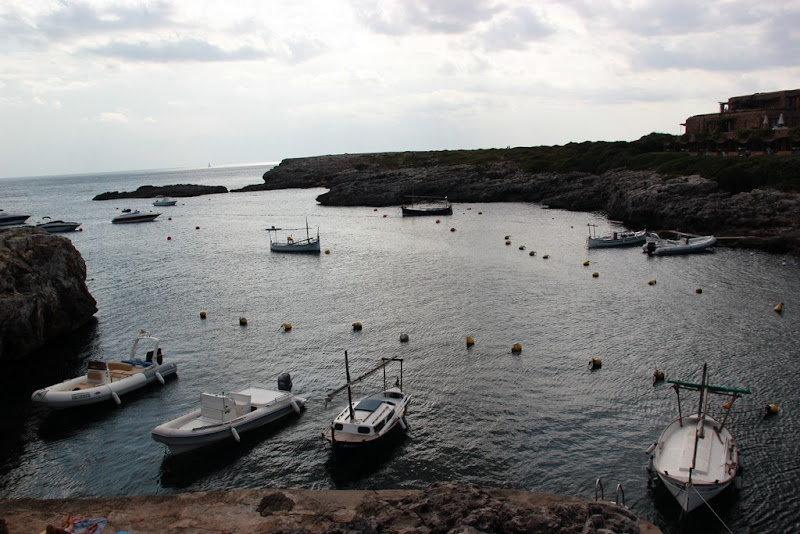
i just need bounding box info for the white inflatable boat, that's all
[31,333,177,409]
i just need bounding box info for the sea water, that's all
[1,163,799,533]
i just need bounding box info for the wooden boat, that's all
[31,332,177,409]
[401,196,452,216]
[322,353,410,450]
[647,364,750,512]
[586,224,646,248]
[112,209,160,224]
[267,218,320,253]
[151,373,306,455]
[643,233,716,255]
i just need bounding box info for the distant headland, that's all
[93,184,227,200]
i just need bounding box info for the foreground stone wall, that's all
[0,482,660,533]
[0,227,96,361]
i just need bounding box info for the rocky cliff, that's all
[0,227,97,361]
[242,154,800,254]
[93,183,227,200]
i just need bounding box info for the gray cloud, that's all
[476,6,554,51]
[85,38,269,63]
[353,0,501,35]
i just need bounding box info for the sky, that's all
[1,0,799,179]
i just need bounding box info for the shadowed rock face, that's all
[0,227,97,361]
[93,184,227,200]
[244,154,800,254]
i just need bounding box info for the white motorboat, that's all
[643,233,716,255]
[267,218,320,253]
[152,196,178,207]
[31,332,177,409]
[322,352,410,450]
[647,364,750,513]
[36,218,81,233]
[0,211,30,226]
[586,224,646,249]
[151,373,306,455]
[112,209,160,224]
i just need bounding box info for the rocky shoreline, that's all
[93,184,227,200]
[0,482,660,533]
[240,153,800,255]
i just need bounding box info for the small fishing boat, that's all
[586,224,646,249]
[36,218,81,233]
[0,211,30,226]
[401,196,452,216]
[152,196,178,207]
[322,352,410,450]
[112,209,160,224]
[31,332,177,409]
[647,364,750,513]
[151,373,306,455]
[266,218,320,253]
[643,233,716,255]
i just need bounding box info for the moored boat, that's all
[0,211,30,226]
[151,373,306,455]
[36,218,81,233]
[643,233,716,255]
[401,196,452,216]
[647,364,750,513]
[267,218,320,253]
[152,196,178,207]
[322,352,410,450]
[586,224,646,249]
[31,332,177,409]
[112,209,160,224]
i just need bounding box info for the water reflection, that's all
[324,432,410,487]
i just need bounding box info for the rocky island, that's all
[237,135,800,254]
[93,183,228,200]
[0,227,96,361]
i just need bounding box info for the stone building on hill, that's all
[681,89,800,155]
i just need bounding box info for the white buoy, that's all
[111,391,121,406]
[645,443,657,455]
[155,371,165,385]
[398,417,407,430]
[290,399,301,414]
[231,427,241,442]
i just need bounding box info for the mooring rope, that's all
[690,485,734,534]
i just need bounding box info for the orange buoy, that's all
[196,226,200,230]
[766,403,779,415]
[648,280,657,285]
[199,311,207,319]
[696,288,703,294]
[325,249,331,254]
[466,336,475,347]
[775,302,784,313]
[589,358,602,369]
[583,260,590,266]
[511,343,522,353]
[450,227,456,232]
[592,271,599,278]
[542,254,549,259]
[383,214,388,218]
[281,322,292,331]
[167,236,172,241]
[352,321,363,331]
[528,251,536,256]
[435,219,440,224]
[239,317,248,326]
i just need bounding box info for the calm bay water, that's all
[2,164,799,533]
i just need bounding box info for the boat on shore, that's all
[31,332,177,409]
[586,224,646,249]
[151,373,306,455]
[0,211,30,226]
[267,219,320,253]
[401,196,452,216]
[322,352,410,450]
[36,218,81,233]
[643,233,716,255]
[152,196,178,207]
[647,364,750,513]
[112,209,160,224]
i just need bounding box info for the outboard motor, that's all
[277,373,293,392]
[645,241,656,254]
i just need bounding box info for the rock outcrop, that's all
[0,227,97,361]
[93,184,228,200]
[243,154,800,254]
[0,482,660,533]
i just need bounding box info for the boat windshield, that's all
[355,399,383,412]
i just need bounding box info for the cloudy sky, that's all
[1,0,798,178]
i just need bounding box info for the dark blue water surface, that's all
[2,164,799,533]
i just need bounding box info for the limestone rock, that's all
[0,227,97,361]
[93,184,227,200]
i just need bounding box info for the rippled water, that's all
[2,164,799,533]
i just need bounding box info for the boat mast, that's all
[345,351,355,421]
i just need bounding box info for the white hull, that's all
[153,197,177,206]
[587,230,647,249]
[644,235,716,255]
[270,238,320,253]
[37,221,81,233]
[31,361,177,408]
[152,387,306,454]
[0,213,30,226]
[652,415,738,512]
[322,387,410,449]
[112,211,160,223]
